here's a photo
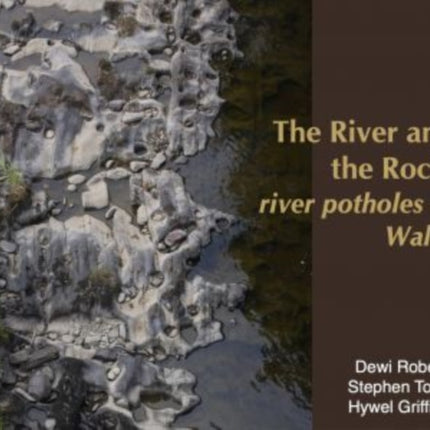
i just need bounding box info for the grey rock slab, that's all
[23,346,60,371]
[28,370,52,401]
[9,348,31,366]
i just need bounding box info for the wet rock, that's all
[0,278,6,289]
[28,370,52,401]
[24,346,60,371]
[82,180,109,210]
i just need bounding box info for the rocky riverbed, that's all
[0,0,248,428]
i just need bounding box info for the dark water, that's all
[175,0,312,428]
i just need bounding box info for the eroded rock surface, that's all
[0,0,244,428]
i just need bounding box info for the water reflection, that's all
[225,0,312,408]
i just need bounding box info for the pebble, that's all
[0,240,17,254]
[138,89,151,99]
[68,174,86,185]
[136,206,148,225]
[107,100,125,112]
[133,406,147,423]
[151,153,167,170]
[114,396,128,407]
[3,43,20,56]
[0,279,6,289]
[105,160,115,169]
[44,129,55,139]
[165,326,178,338]
[151,210,166,222]
[164,229,187,248]
[105,207,117,220]
[125,342,135,354]
[130,161,147,173]
[122,112,144,124]
[107,365,121,381]
[118,293,126,304]
[67,184,77,192]
[149,272,164,288]
[45,418,56,430]
[47,332,58,341]
[43,20,62,32]
[47,200,57,210]
[51,207,62,216]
